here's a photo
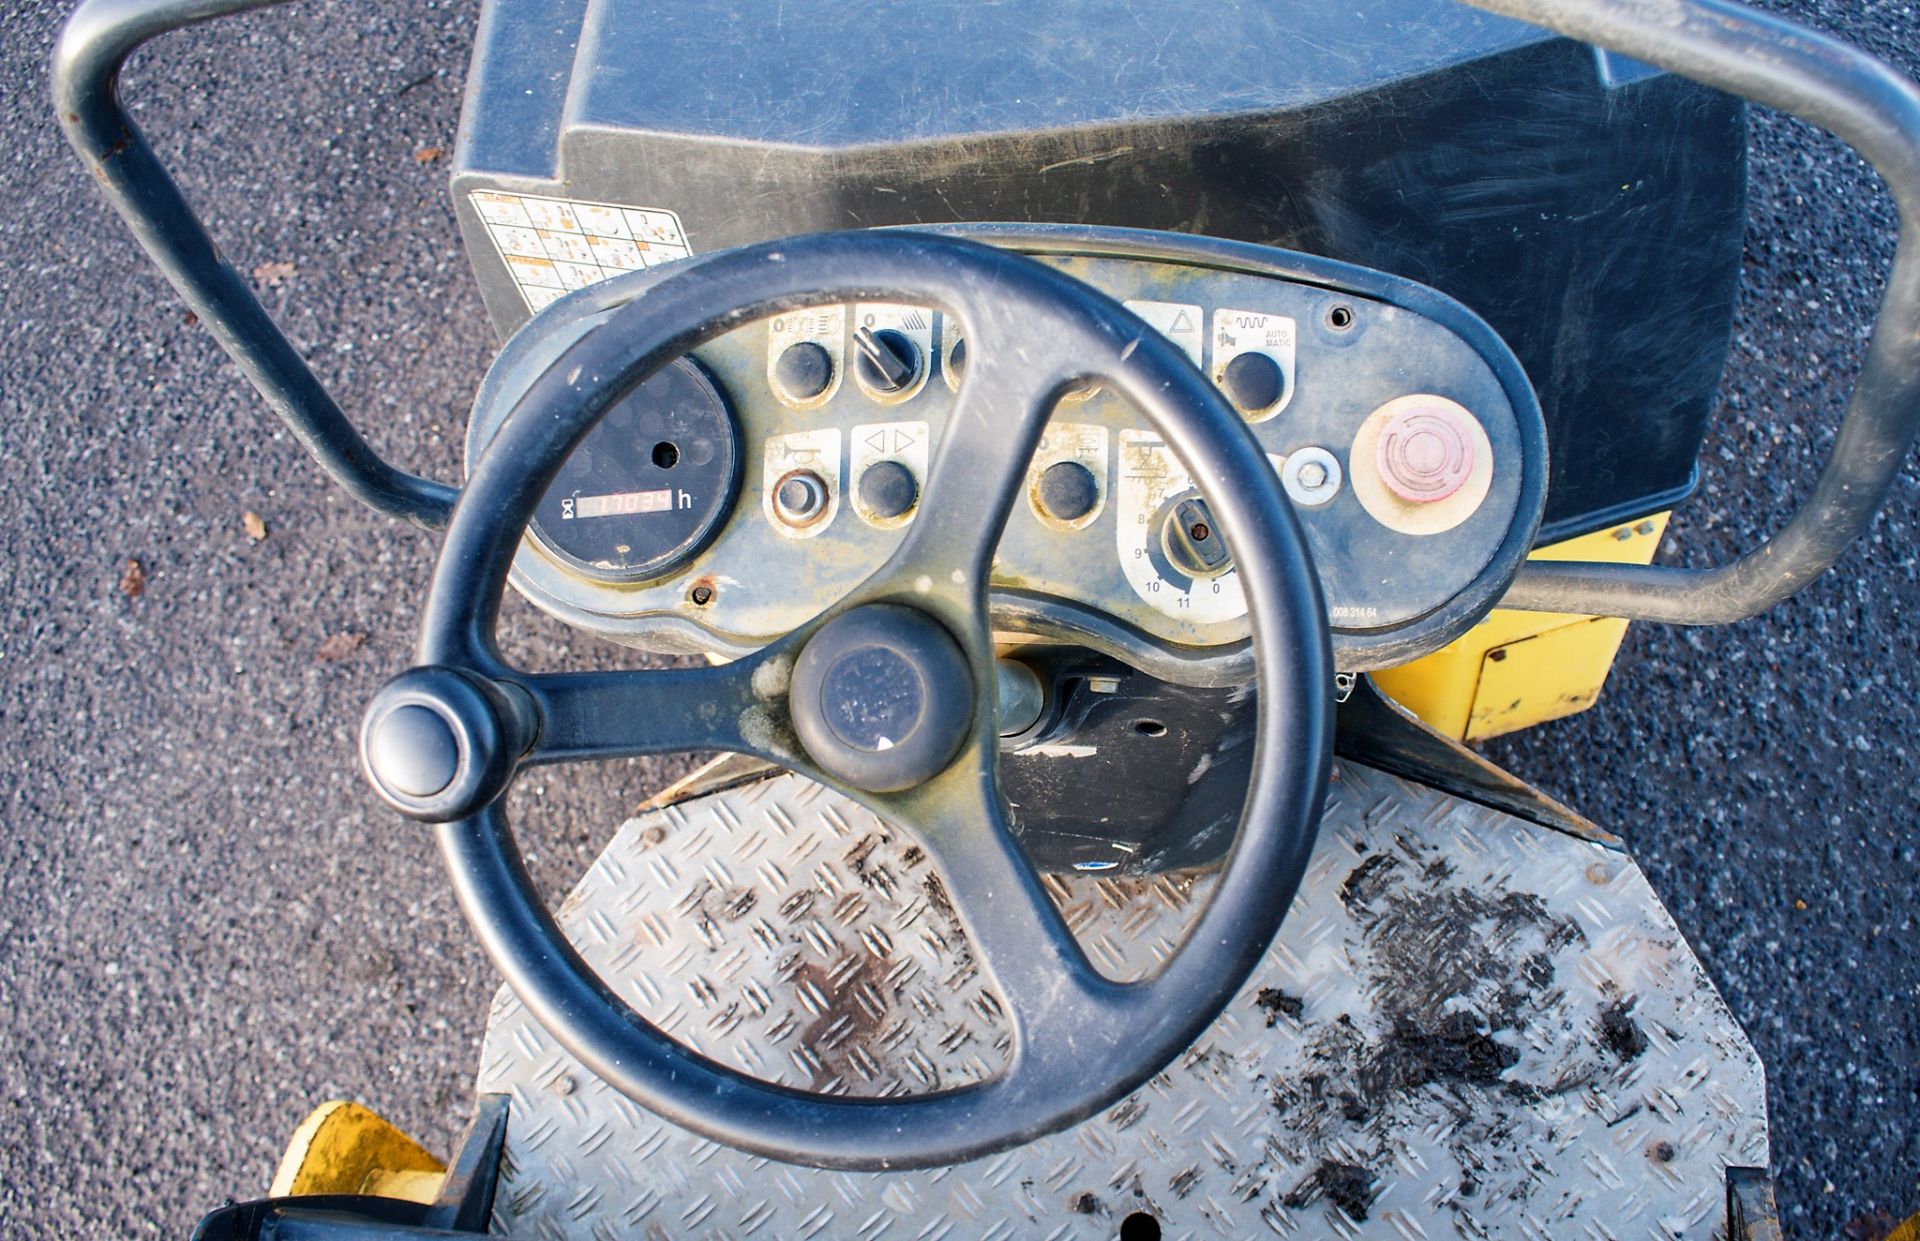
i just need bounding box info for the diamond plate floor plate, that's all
[476,761,1767,1239]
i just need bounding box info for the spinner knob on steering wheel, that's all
[359,230,1333,1170]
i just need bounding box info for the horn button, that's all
[791,604,974,792]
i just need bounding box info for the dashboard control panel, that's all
[467,228,1547,677]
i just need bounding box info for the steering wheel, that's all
[358,231,1333,1171]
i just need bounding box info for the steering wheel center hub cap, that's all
[791,604,973,792]
[819,647,927,752]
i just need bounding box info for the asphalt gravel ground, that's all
[0,1,1915,1235]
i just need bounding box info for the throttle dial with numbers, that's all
[1116,432,1263,623]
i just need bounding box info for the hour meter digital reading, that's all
[565,488,677,520]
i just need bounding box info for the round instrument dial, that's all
[529,357,741,583]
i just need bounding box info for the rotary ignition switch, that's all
[855,326,920,393]
[1376,401,1476,502]
[1164,495,1231,577]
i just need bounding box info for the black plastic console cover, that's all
[453,0,1743,544]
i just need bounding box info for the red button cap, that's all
[1376,402,1476,503]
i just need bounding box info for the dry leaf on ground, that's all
[316,631,366,662]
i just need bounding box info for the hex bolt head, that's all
[1281,447,1343,508]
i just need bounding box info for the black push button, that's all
[858,459,918,519]
[774,340,834,401]
[1036,460,1099,522]
[1221,351,1285,413]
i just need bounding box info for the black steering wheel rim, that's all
[364,230,1334,1170]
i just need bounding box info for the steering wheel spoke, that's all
[873,329,1082,611]
[877,750,1105,1046]
[509,659,778,767]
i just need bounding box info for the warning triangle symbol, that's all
[1169,308,1195,333]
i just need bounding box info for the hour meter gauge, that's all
[528,356,741,584]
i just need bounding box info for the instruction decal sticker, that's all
[469,191,693,312]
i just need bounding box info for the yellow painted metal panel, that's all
[1468,616,1634,740]
[1372,513,1670,740]
[269,1099,445,1203]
